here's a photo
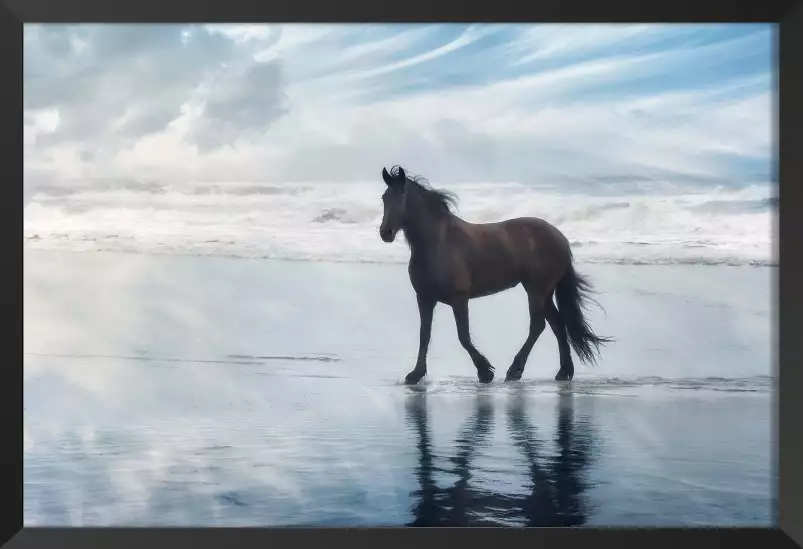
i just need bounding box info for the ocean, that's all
[23,180,776,526]
[24,179,775,266]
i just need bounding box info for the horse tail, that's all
[554,261,613,366]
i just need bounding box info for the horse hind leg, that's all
[545,296,574,381]
[504,287,547,382]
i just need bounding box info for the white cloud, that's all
[23,23,774,189]
[508,23,657,65]
[24,108,60,147]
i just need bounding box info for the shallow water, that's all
[23,251,775,526]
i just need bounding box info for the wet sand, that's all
[23,251,775,526]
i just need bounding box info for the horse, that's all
[378,165,612,385]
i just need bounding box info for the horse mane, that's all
[389,165,459,215]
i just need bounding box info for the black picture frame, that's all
[4,1,801,547]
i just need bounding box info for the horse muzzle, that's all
[380,226,397,243]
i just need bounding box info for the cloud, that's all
[188,59,286,152]
[24,23,774,189]
[26,25,230,145]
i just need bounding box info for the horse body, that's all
[409,217,569,302]
[379,165,611,385]
[454,217,571,300]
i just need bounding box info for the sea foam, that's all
[23,180,776,266]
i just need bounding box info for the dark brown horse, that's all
[379,165,612,385]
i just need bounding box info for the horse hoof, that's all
[554,370,573,382]
[477,370,494,384]
[504,368,522,382]
[405,372,425,385]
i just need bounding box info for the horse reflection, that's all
[405,390,595,527]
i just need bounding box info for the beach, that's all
[22,21,778,529]
[23,250,775,526]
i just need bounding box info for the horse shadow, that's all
[404,389,597,527]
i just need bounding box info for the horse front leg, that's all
[451,297,494,383]
[406,294,436,385]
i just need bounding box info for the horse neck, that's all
[402,198,451,256]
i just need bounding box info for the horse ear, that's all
[396,167,406,181]
[382,167,393,186]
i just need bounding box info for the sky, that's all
[24,23,775,191]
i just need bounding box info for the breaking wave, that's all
[23,181,777,266]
